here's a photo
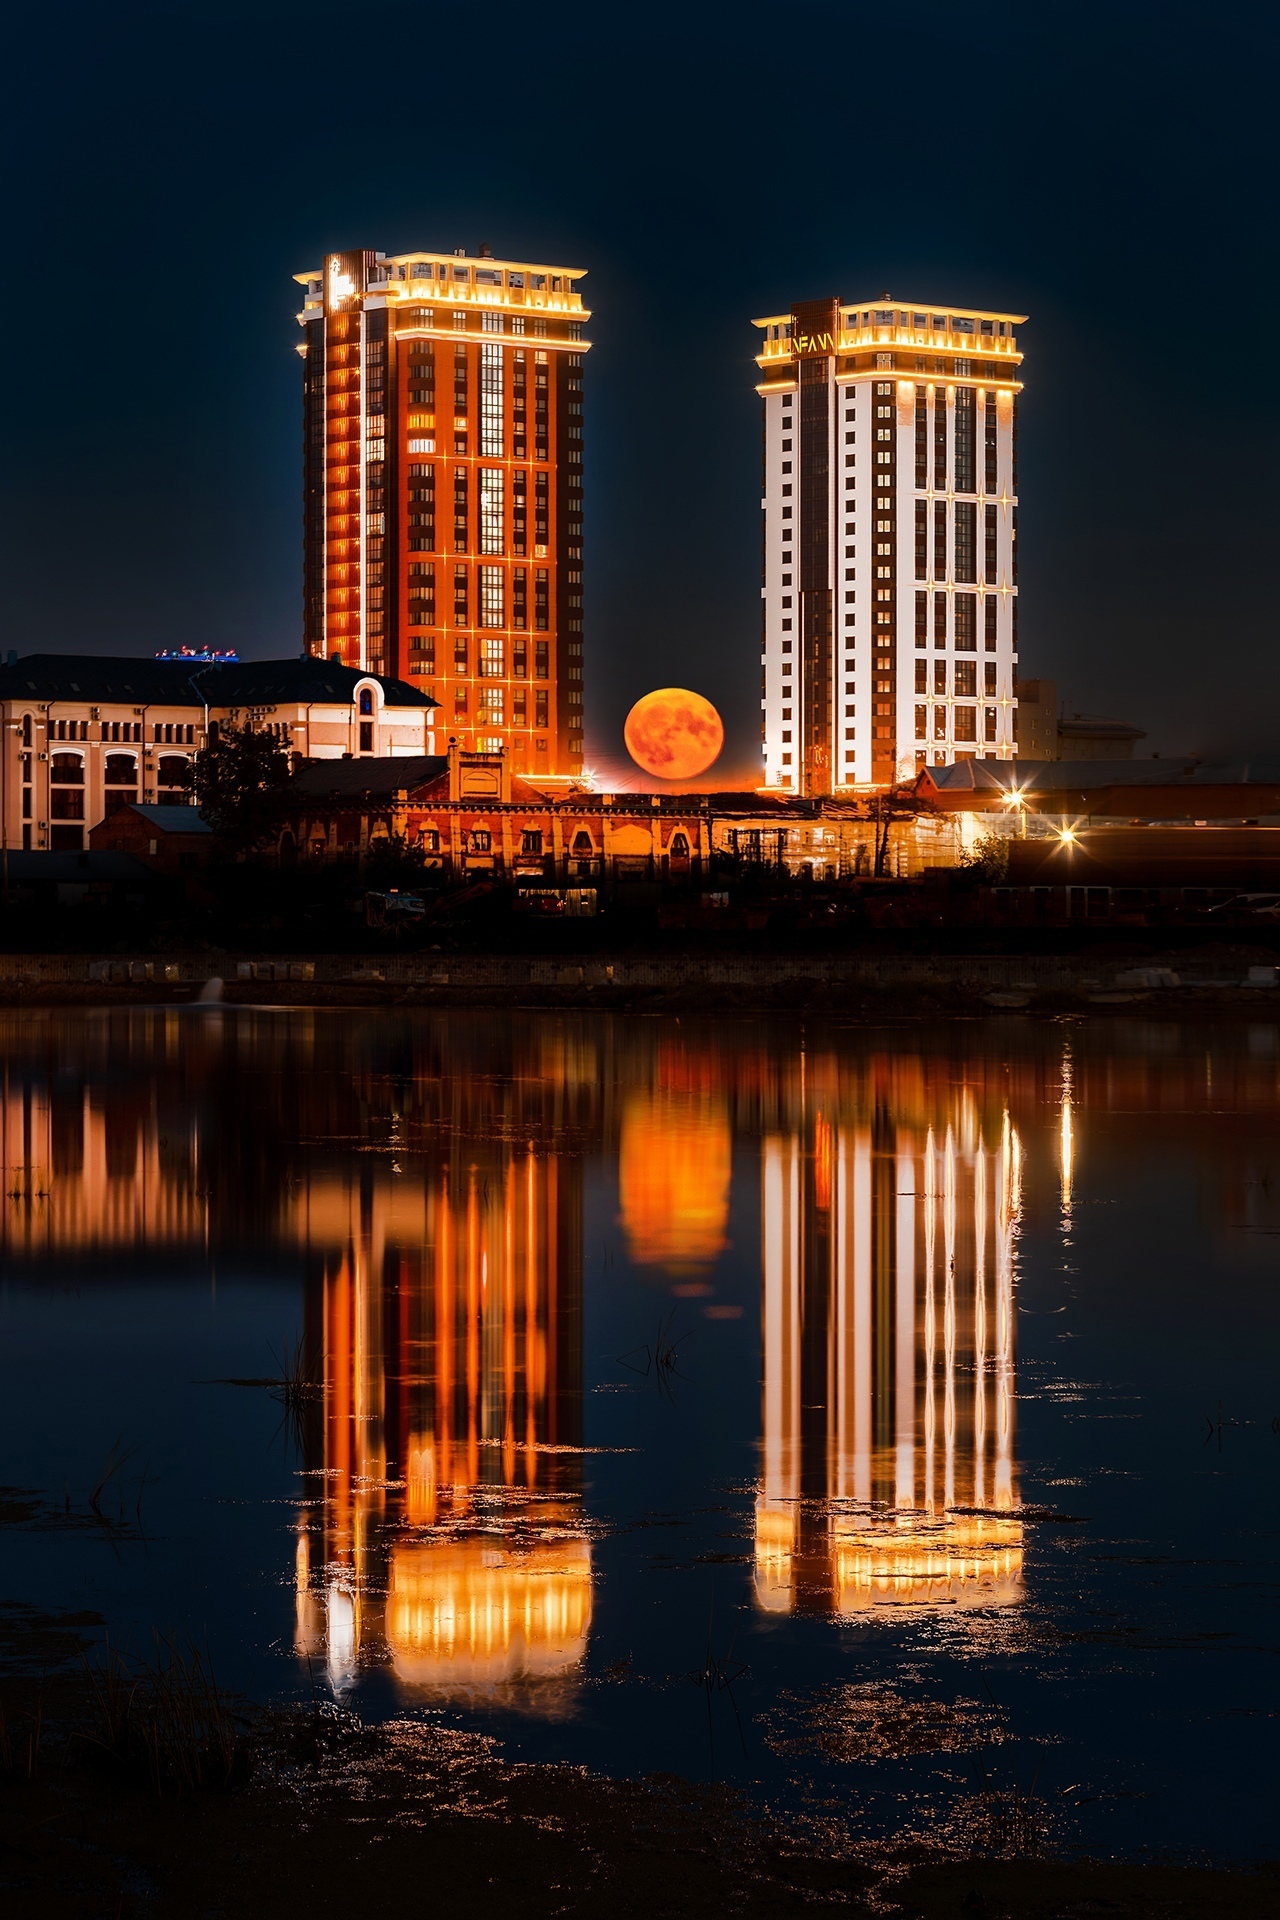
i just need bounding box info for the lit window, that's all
[479,342,504,456]
[479,564,504,628]
[479,467,503,554]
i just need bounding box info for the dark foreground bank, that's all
[2,1629,1276,1920]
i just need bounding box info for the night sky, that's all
[3,1,1274,778]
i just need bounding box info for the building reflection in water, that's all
[755,1074,1023,1616]
[20,1010,1280,1676]
[291,1142,590,1710]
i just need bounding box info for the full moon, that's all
[624,688,724,782]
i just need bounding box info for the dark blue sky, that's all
[2,0,1274,773]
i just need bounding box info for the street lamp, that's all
[1001,784,1030,838]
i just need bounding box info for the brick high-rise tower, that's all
[295,247,591,777]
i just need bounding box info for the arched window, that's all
[358,687,374,715]
[158,755,191,797]
[21,714,32,747]
[50,755,85,821]
[669,832,690,859]
[103,753,138,816]
[571,830,593,855]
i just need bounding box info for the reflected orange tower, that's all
[293,1141,589,1707]
[755,1059,1023,1615]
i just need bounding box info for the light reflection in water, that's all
[756,1077,1023,1616]
[618,1074,731,1273]
[291,1146,589,1708]
[5,1009,1280,1852]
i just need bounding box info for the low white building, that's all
[0,652,437,850]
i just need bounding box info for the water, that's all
[1,1007,1276,1861]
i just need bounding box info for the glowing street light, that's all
[1001,784,1030,838]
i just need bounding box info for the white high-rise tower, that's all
[753,297,1025,794]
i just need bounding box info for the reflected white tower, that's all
[756,1089,1022,1615]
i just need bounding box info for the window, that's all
[933,660,946,696]
[358,688,374,715]
[158,755,190,793]
[985,662,998,696]
[535,690,548,728]
[955,659,977,696]
[915,660,928,694]
[50,788,85,819]
[480,634,504,676]
[571,830,594,857]
[104,753,136,786]
[479,686,503,723]
[985,596,998,652]
[479,564,504,628]
[933,391,947,489]
[953,386,975,492]
[480,341,504,455]
[50,752,83,783]
[479,467,503,553]
[521,829,543,854]
[358,721,373,752]
[985,503,997,583]
[914,589,927,648]
[933,707,947,741]
[954,502,977,583]
[934,500,946,577]
[934,590,947,649]
[984,395,998,494]
[955,593,976,651]
[985,707,998,743]
[954,705,977,742]
[469,828,492,852]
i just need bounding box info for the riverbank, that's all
[3,1653,1276,1920]
[2,946,1280,1014]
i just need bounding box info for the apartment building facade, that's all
[754,297,1024,794]
[0,653,434,850]
[295,246,590,779]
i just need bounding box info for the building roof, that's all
[0,653,435,711]
[291,757,449,800]
[114,804,213,835]
[922,758,1280,807]
[1057,716,1148,744]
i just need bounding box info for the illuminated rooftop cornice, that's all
[294,251,591,335]
[752,294,1025,371]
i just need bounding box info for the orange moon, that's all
[623,688,724,782]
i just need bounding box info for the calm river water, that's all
[1,1008,1276,1860]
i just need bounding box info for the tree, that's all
[868,788,926,877]
[959,832,1011,883]
[187,724,293,855]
